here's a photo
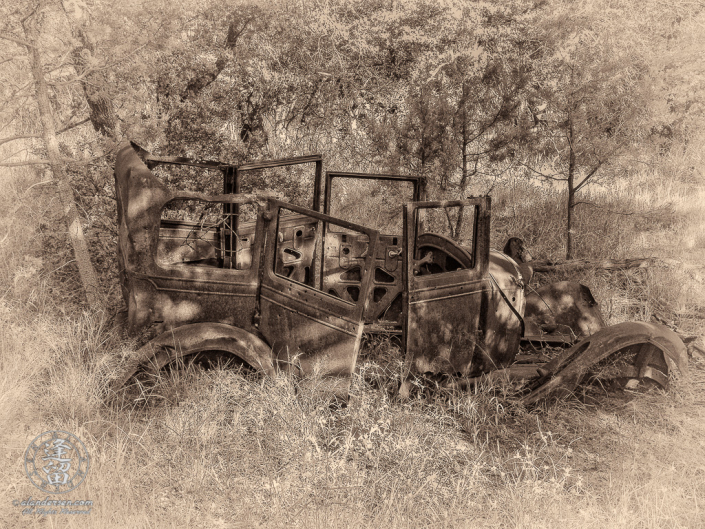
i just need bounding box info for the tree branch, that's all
[0,134,41,147]
[45,44,148,88]
[0,33,33,48]
[572,200,591,208]
[574,142,628,194]
[56,117,90,134]
[532,257,656,273]
[0,153,108,168]
[517,161,566,181]
[0,82,33,105]
[20,3,41,26]
[0,159,51,167]
[573,161,603,193]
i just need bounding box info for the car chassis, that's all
[113,142,687,402]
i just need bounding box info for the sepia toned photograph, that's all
[1,0,703,527]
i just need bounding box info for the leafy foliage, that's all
[0,0,703,299]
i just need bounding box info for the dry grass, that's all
[489,169,705,331]
[1,164,704,528]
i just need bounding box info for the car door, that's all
[258,199,380,386]
[403,198,491,376]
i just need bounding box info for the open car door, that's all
[259,199,380,391]
[403,198,492,376]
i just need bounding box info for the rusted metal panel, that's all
[484,250,527,371]
[115,143,323,343]
[524,281,606,342]
[405,278,487,374]
[259,199,380,379]
[115,143,270,336]
[322,172,425,329]
[521,321,688,404]
[111,322,275,392]
[403,199,495,377]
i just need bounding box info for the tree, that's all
[0,1,102,308]
[149,0,369,163]
[437,1,533,239]
[363,0,533,239]
[515,0,651,259]
[60,0,118,141]
[634,1,705,170]
[389,82,452,178]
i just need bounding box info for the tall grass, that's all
[1,164,704,528]
[1,309,703,527]
[488,171,705,333]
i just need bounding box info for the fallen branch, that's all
[532,257,656,273]
[691,344,705,361]
[532,257,705,284]
[652,313,704,361]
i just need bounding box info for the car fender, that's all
[521,321,687,404]
[111,323,275,392]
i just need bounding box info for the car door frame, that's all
[258,199,380,381]
[402,198,491,376]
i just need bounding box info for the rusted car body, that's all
[113,142,687,399]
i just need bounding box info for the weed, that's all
[1,166,704,528]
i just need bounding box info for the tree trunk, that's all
[61,0,117,140]
[567,179,575,259]
[450,85,470,241]
[452,147,468,241]
[23,17,101,310]
[566,113,576,260]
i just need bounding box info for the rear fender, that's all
[112,323,275,391]
[521,321,687,405]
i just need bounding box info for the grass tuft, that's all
[1,165,704,527]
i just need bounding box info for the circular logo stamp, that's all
[24,431,90,494]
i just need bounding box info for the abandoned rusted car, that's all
[113,142,687,402]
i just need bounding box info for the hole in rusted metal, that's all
[375,268,395,283]
[346,286,360,301]
[340,267,362,281]
[283,247,302,261]
[381,293,402,321]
